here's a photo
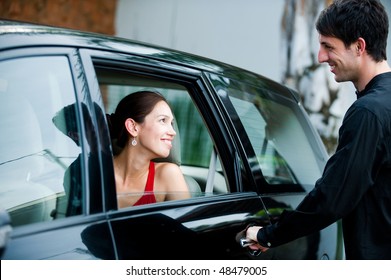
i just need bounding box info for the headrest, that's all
[0,94,43,163]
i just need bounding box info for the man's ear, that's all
[124,118,138,137]
[356,37,366,56]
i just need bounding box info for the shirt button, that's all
[267,242,271,247]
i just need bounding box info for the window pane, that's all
[0,56,81,226]
[207,73,323,188]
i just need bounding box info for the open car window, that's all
[94,66,229,208]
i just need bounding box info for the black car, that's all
[0,20,342,260]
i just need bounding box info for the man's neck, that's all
[356,60,391,92]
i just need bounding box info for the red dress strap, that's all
[133,161,157,206]
[145,161,155,192]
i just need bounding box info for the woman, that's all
[107,90,190,208]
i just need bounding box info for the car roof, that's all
[0,19,299,102]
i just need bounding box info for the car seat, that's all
[0,93,54,226]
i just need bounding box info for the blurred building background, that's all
[0,0,117,34]
[1,0,391,154]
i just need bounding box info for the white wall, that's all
[116,0,391,83]
[116,0,285,81]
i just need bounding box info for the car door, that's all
[0,47,116,259]
[79,49,270,259]
[206,72,341,259]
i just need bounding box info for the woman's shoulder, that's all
[153,162,188,193]
[154,161,181,175]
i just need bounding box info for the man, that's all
[244,0,391,259]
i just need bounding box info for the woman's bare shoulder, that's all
[154,161,182,174]
[154,162,188,192]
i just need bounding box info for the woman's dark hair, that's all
[316,0,389,62]
[107,90,168,148]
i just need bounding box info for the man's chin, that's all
[334,76,346,83]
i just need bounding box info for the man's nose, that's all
[318,49,328,63]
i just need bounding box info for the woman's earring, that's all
[131,137,137,146]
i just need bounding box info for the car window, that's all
[95,67,229,207]
[0,55,82,226]
[207,73,324,190]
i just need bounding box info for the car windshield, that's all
[207,73,325,189]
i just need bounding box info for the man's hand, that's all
[246,226,269,252]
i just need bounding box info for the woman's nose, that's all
[169,125,177,136]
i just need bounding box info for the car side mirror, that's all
[0,209,12,258]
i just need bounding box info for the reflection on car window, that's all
[0,56,81,226]
[95,67,229,205]
[207,73,323,188]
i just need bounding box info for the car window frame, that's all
[79,49,253,210]
[0,46,110,233]
[205,71,329,195]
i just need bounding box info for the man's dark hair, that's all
[316,0,389,61]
